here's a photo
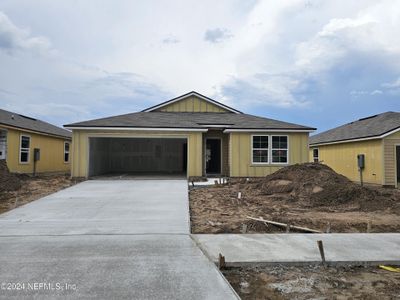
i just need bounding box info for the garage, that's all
[88,137,187,177]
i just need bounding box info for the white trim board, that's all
[65,127,208,132]
[224,129,313,133]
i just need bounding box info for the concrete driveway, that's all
[0,180,237,299]
[0,180,190,235]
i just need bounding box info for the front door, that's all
[206,139,221,174]
[396,145,400,186]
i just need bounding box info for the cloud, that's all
[204,28,233,43]
[1,1,400,132]
[382,77,400,88]
[162,36,180,44]
[0,11,51,54]
[370,89,383,95]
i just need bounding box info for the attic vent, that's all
[19,114,37,121]
[359,114,378,121]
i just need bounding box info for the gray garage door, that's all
[88,137,187,177]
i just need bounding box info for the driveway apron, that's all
[0,180,238,299]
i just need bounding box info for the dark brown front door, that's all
[206,139,221,174]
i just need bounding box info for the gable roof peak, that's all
[142,91,243,114]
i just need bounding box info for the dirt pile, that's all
[258,163,395,210]
[0,159,21,194]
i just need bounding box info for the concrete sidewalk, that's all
[0,235,236,299]
[193,233,400,266]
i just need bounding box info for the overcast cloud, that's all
[0,0,399,131]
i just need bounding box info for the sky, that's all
[0,0,399,133]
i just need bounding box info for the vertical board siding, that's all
[383,131,400,186]
[4,127,70,174]
[309,139,383,185]
[155,96,229,113]
[71,130,203,178]
[229,132,309,177]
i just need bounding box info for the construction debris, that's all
[246,216,322,233]
[223,265,400,299]
[189,163,400,234]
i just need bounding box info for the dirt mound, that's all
[0,159,21,193]
[258,163,389,209]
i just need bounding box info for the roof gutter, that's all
[64,126,209,132]
[310,126,400,147]
[223,129,315,133]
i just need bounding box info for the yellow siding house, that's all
[64,91,315,179]
[309,112,400,187]
[0,109,71,174]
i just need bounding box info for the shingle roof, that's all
[310,111,400,145]
[64,112,315,131]
[0,108,71,139]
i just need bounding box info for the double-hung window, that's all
[271,136,288,163]
[252,135,269,163]
[64,142,70,163]
[19,135,30,163]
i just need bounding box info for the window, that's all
[19,135,30,163]
[313,148,319,162]
[271,136,288,163]
[252,135,269,163]
[64,142,70,163]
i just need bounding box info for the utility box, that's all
[357,154,365,169]
[34,148,40,162]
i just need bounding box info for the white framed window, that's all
[313,148,319,162]
[64,142,70,163]
[252,135,269,164]
[271,135,288,164]
[19,135,30,164]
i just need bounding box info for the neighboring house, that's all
[309,111,400,187]
[64,91,315,179]
[0,108,72,174]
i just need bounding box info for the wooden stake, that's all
[218,253,226,270]
[367,220,372,233]
[326,222,331,233]
[317,240,326,265]
[14,196,18,208]
[286,223,290,233]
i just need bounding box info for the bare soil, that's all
[223,265,400,300]
[189,163,400,233]
[0,174,78,214]
[0,159,21,193]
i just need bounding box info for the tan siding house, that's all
[65,91,314,179]
[309,112,400,187]
[0,109,71,174]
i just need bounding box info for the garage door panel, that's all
[89,137,187,177]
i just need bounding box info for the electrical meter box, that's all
[34,148,40,162]
[357,154,365,169]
